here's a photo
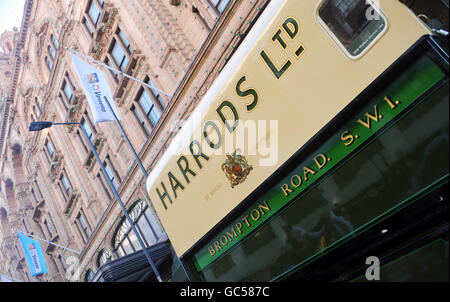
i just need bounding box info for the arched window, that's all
[112,200,164,257]
[97,249,113,267]
[45,56,53,71]
[48,45,56,60]
[34,97,42,115]
[33,105,40,119]
[51,34,59,50]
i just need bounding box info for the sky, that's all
[0,0,27,33]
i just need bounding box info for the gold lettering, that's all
[281,183,293,196]
[303,166,316,181]
[357,105,380,129]
[341,131,354,147]
[227,228,238,241]
[242,215,252,227]
[220,235,228,246]
[314,154,328,170]
[251,209,261,221]
[208,245,216,257]
[291,174,302,188]
[384,96,399,109]
[236,222,243,234]
[214,241,222,252]
[258,200,271,215]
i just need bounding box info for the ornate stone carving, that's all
[45,234,60,255]
[32,199,45,222]
[48,153,63,183]
[65,91,85,132]
[35,22,49,58]
[84,135,106,172]
[89,5,120,60]
[169,0,181,6]
[64,191,79,218]
[14,182,33,210]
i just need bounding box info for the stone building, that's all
[0,0,269,282]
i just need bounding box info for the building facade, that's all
[0,0,269,282]
[1,0,448,283]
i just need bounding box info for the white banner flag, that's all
[70,53,120,124]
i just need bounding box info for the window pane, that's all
[118,29,132,52]
[121,237,134,255]
[104,164,114,180]
[121,56,129,71]
[127,231,141,252]
[35,97,42,112]
[51,34,59,50]
[46,57,53,70]
[105,58,120,81]
[61,175,71,196]
[132,106,145,125]
[137,215,157,246]
[63,82,73,101]
[83,18,94,36]
[22,220,29,233]
[116,246,125,258]
[31,189,39,204]
[318,0,386,57]
[138,91,153,115]
[44,220,53,238]
[149,106,161,127]
[132,106,151,136]
[82,119,95,143]
[46,140,55,157]
[111,41,128,71]
[78,214,87,229]
[145,208,163,240]
[146,79,164,108]
[48,46,56,59]
[104,163,119,190]
[78,212,91,238]
[217,0,230,13]
[88,0,101,25]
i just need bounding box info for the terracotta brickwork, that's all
[0,0,269,282]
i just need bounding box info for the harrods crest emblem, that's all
[221,150,253,188]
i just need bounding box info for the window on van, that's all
[318,0,386,57]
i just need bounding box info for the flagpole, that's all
[66,47,172,97]
[68,51,189,281]
[103,96,192,281]
[103,96,149,178]
[17,231,81,255]
[79,125,164,282]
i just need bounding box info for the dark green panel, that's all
[186,53,449,282]
[352,239,449,282]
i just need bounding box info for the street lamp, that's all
[29,121,79,132]
[29,121,164,282]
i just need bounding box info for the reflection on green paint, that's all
[352,239,449,282]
